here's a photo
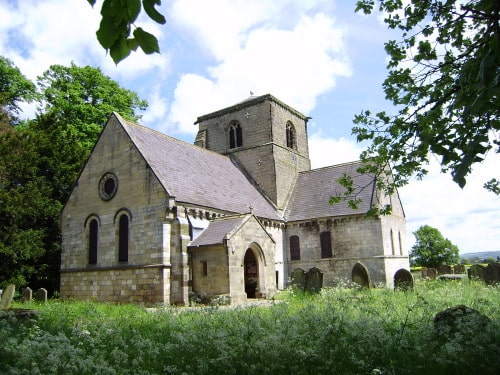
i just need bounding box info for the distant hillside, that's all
[461,250,500,260]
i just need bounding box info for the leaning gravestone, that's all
[290,268,306,290]
[0,284,15,310]
[305,267,323,293]
[22,287,32,303]
[484,263,500,285]
[35,288,47,304]
[468,264,486,281]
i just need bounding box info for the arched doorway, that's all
[244,249,259,298]
[351,262,371,288]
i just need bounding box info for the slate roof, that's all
[189,216,246,247]
[285,161,376,221]
[115,113,280,220]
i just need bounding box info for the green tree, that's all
[37,63,148,148]
[87,0,166,64]
[0,56,36,124]
[0,59,147,292]
[349,0,500,209]
[410,225,460,267]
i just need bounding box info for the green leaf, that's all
[143,0,166,24]
[126,38,139,51]
[110,38,132,64]
[133,27,160,54]
[126,0,141,23]
[87,0,97,6]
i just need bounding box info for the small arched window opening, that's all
[286,122,296,149]
[118,214,129,262]
[290,235,301,261]
[88,219,98,264]
[229,121,243,149]
[390,229,396,255]
[320,231,332,258]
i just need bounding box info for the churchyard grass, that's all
[1,280,498,374]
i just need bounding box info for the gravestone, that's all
[304,267,323,293]
[290,268,306,290]
[453,264,465,274]
[394,269,414,290]
[420,267,428,278]
[22,287,32,303]
[35,288,47,303]
[437,264,452,275]
[426,268,437,279]
[0,284,15,309]
[484,263,500,285]
[468,264,486,281]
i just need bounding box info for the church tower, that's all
[194,94,311,211]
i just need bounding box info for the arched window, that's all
[286,122,296,149]
[320,231,332,258]
[290,235,300,261]
[88,219,98,264]
[229,121,242,149]
[118,214,129,262]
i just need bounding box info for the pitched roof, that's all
[285,161,376,221]
[188,216,246,247]
[114,113,280,220]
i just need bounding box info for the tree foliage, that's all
[350,0,500,207]
[37,63,147,148]
[410,225,460,267]
[0,56,36,124]
[87,0,166,64]
[0,58,147,291]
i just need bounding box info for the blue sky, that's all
[1,0,499,254]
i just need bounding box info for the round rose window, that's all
[98,172,118,201]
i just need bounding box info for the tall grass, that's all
[1,280,499,374]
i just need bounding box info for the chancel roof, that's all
[285,161,376,221]
[114,113,280,220]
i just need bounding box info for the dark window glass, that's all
[320,231,332,258]
[202,261,208,276]
[104,178,115,195]
[89,219,98,264]
[118,215,129,262]
[290,235,300,261]
[229,122,242,149]
[286,122,296,149]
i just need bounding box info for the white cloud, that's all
[400,152,500,254]
[309,133,362,168]
[0,1,170,87]
[166,12,351,135]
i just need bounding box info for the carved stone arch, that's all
[351,262,371,288]
[84,213,101,228]
[113,208,133,224]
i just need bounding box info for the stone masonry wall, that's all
[60,267,168,304]
[191,245,229,297]
[285,215,409,287]
[61,117,171,304]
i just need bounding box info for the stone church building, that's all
[60,94,409,305]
